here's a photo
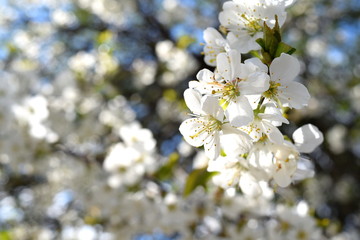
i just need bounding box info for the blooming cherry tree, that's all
[3,0,351,239]
[180,0,324,196]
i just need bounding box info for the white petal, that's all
[184,88,203,114]
[242,120,262,141]
[207,156,224,172]
[188,80,201,91]
[196,69,215,83]
[279,81,310,109]
[227,32,261,53]
[179,118,209,147]
[241,71,270,95]
[203,27,224,44]
[201,96,223,120]
[216,52,231,81]
[239,172,262,197]
[273,167,292,187]
[217,50,241,81]
[292,157,314,181]
[193,72,223,96]
[292,124,323,153]
[228,49,242,79]
[262,2,287,27]
[261,121,284,144]
[225,96,254,127]
[221,123,252,155]
[259,103,289,125]
[270,53,300,83]
[244,58,268,73]
[204,54,217,67]
[204,132,220,160]
[218,3,237,26]
[245,95,262,110]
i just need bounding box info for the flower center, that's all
[263,81,281,99]
[240,14,263,36]
[211,78,242,101]
[222,80,240,99]
[189,116,222,140]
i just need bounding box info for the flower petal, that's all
[221,123,252,155]
[196,68,215,83]
[179,117,209,147]
[216,52,231,81]
[292,157,315,181]
[244,58,268,73]
[273,167,292,187]
[270,53,300,83]
[292,124,323,153]
[241,70,270,95]
[259,103,289,125]
[204,132,220,160]
[261,121,284,144]
[184,88,203,114]
[201,96,223,120]
[239,172,262,197]
[228,49,242,79]
[279,81,310,109]
[203,27,224,44]
[225,96,254,127]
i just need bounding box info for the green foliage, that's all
[154,152,179,180]
[74,7,92,25]
[183,168,218,197]
[0,231,12,240]
[256,16,296,65]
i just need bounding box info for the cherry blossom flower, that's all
[240,103,289,144]
[264,53,310,109]
[207,155,247,188]
[202,27,230,66]
[190,50,269,127]
[179,89,225,160]
[219,0,287,53]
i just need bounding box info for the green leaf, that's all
[250,50,262,59]
[183,168,218,197]
[154,152,179,180]
[275,42,296,57]
[263,18,281,58]
[74,8,92,25]
[256,15,296,64]
[255,38,266,50]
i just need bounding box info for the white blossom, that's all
[207,155,247,188]
[219,0,287,53]
[240,103,289,144]
[265,53,310,109]
[191,50,269,127]
[179,89,226,160]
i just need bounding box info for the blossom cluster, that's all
[2,0,358,239]
[179,0,324,194]
[84,186,327,240]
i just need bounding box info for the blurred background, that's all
[0,0,359,239]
